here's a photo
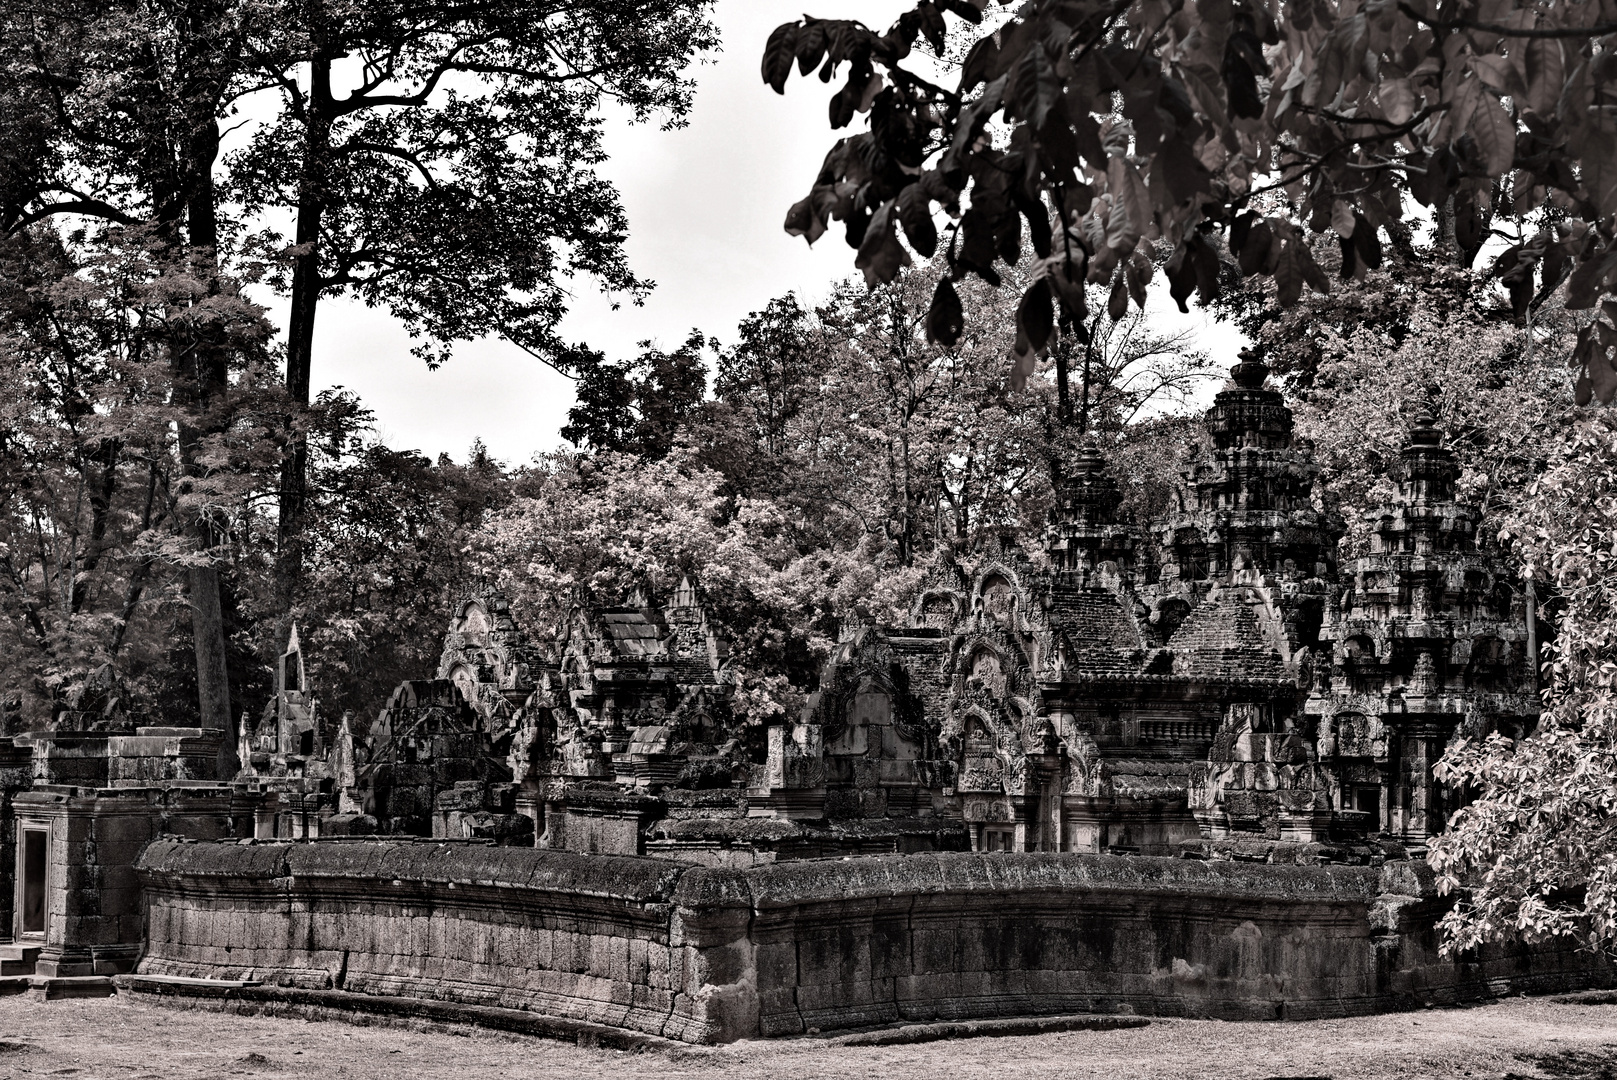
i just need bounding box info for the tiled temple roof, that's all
[1168,592,1288,682]
[1049,586,1143,677]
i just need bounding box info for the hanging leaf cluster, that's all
[763,0,1617,399]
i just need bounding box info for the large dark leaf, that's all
[1353,215,1382,270]
[927,277,965,347]
[763,24,798,93]
[1017,277,1054,352]
[1166,242,1197,312]
[917,3,947,54]
[1016,190,1052,259]
[1338,234,1359,281]
[1237,220,1272,277]
[1047,252,1088,323]
[1007,341,1036,391]
[1154,138,1212,207]
[897,185,938,258]
[1191,232,1223,303]
[796,23,826,76]
[1591,351,1617,405]
[959,34,999,92]
[854,201,911,285]
[938,0,985,24]
[1126,250,1151,309]
[1526,37,1564,117]
[1565,251,1617,310]
[1222,39,1263,118]
[1108,271,1128,320]
[1507,265,1535,321]
[1296,240,1330,296]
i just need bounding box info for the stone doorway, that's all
[16,827,46,939]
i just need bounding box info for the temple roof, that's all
[596,609,669,659]
[1047,586,1144,677]
[1167,592,1288,682]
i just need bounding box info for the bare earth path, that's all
[2,996,1616,1080]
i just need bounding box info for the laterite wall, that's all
[134,842,1610,1043]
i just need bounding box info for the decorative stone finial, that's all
[1408,408,1443,446]
[1230,347,1270,390]
[1053,440,1122,529]
[1070,439,1106,476]
[1398,405,1457,505]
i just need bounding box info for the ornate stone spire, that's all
[1398,408,1458,506]
[1205,348,1294,453]
[1052,441,1122,529]
[1367,411,1475,559]
[1046,441,1138,580]
[1160,348,1343,588]
[1307,409,1535,843]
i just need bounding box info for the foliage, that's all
[762,0,1617,406]
[0,0,721,694]
[224,0,718,370]
[1429,410,1617,953]
[2,0,719,369]
[710,266,1207,559]
[1218,233,1599,956]
[0,225,278,729]
[514,264,1216,719]
[474,449,844,698]
[266,398,516,722]
[561,332,712,459]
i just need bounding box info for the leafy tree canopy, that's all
[762,0,1617,404]
[1429,411,1617,952]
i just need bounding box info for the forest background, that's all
[1,0,1614,955]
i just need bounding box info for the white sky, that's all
[294,0,1244,466]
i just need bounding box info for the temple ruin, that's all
[0,355,1564,1028]
[241,352,1533,864]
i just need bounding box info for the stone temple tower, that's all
[1045,440,1142,587]
[1159,349,1344,619]
[1305,412,1536,846]
[1163,352,1345,842]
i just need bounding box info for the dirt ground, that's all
[2,995,1616,1080]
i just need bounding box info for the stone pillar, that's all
[1059,796,1107,853]
[13,788,151,977]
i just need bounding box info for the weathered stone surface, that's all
[134,842,1609,1043]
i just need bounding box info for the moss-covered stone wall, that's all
[134,843,1610,1043]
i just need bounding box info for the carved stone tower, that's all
[1160,351,1344,607]
[1306,412,1536,846]
[1045,441,1141,587]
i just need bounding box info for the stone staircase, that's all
[0,944,115,998]
[0,943,41,976]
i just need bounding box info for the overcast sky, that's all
[291,0,1243,465]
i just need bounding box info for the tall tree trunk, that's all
[1080,330,1095,436]
[182,110,236,769]
[188,563,232,731]
[276,49,334,638]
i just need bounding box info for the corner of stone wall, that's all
[667,867,758,1043]
[1368,857,1613,1006]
